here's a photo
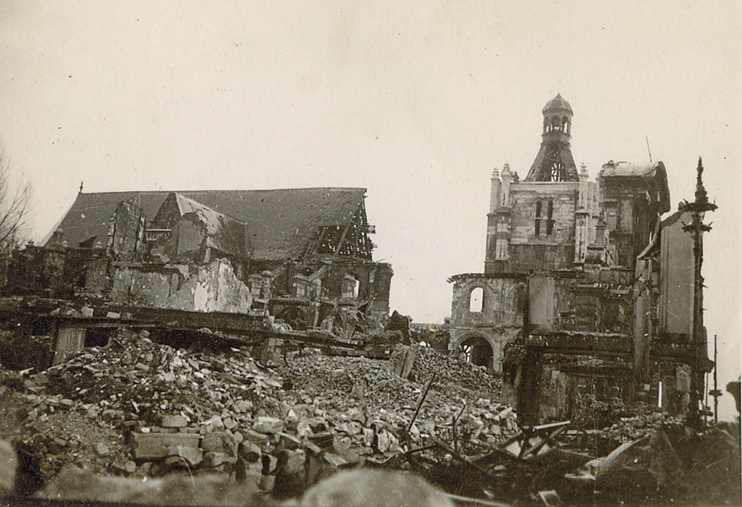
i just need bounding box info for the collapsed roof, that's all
[44,188,370,261]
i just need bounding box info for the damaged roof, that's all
[173,194,249,259]
[44,188,368,261]
[599,161,671,213]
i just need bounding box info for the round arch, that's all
[454,333,494,368]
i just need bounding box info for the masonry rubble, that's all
[0,328,520,501]
[0,326,739,506]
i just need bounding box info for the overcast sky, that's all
[1,0,740,418]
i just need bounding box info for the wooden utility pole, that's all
[709,334,723,424]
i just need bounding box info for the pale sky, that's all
[1,1,740,418]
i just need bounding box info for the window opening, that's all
[495,239,508,260]
[546,200,555,235]
[342,275,360,299]
[535,201,542,236]
[469,287,484,312]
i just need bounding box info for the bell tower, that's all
[524,93,579,182]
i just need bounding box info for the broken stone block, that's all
[233,400,253,413]
[173,446,203,466]
[95,443,110,456]
[363,428,374,447]
[262,454,278,474]
[223,417,237,430]
[101,409,117,423]
[206,415,224,430]
[306,417,328,432]
[376,430,391,453]
[297,419,313,438]
[238,441,262,462]
[323,453,348,467]
[131,433,200,460]
[286,409,298,425]
[203,452,237,468]
[161,415,188,428]
[409,423,421,441]
[348,408,365,423]
[132,462,152,478]
[278,433,302,450]
[388,433,401,453]
[201,432,237,457]
[345,422,363,436]
[124,461,137,474]
[252,416,284,434]
[241,429,269,444]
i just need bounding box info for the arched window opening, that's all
[546,200,555,235]
[563,117,570,134]
[469,287,484,313]
[535,201,542,236]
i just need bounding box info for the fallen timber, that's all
[0,296,390,370]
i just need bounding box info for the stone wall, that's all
[110,259,252,314]
[448,274,526,371]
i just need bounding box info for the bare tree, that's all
[0,152,30,281]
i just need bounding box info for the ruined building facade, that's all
[7,188,393,346]
[449,95,702,423]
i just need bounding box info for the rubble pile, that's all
[279,345,506,417]
[0,328,520,501]
[599,411,685,443]
[1,328,738,506]
[407,344,503,395]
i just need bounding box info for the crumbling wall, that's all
[448,274,525,371]
[109,260,251,314]
[164,259,252,314]
[171,216,207,262]
[109,199,146,261]
[659,211,694,336]
[5,246,109,298]
[110,267,176,307]
[601,180,658,270]
[528,274,632,334]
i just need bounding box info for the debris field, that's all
[0,327,738,506]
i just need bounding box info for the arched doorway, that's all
[458,335,494,368]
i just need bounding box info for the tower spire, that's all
[524,94,579,182]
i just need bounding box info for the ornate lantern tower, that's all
[524,93,580,182]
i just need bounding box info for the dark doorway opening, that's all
[459,336,493,368]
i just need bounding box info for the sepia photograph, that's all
[0,1,739,505]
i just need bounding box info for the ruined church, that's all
[448,94,700,422]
